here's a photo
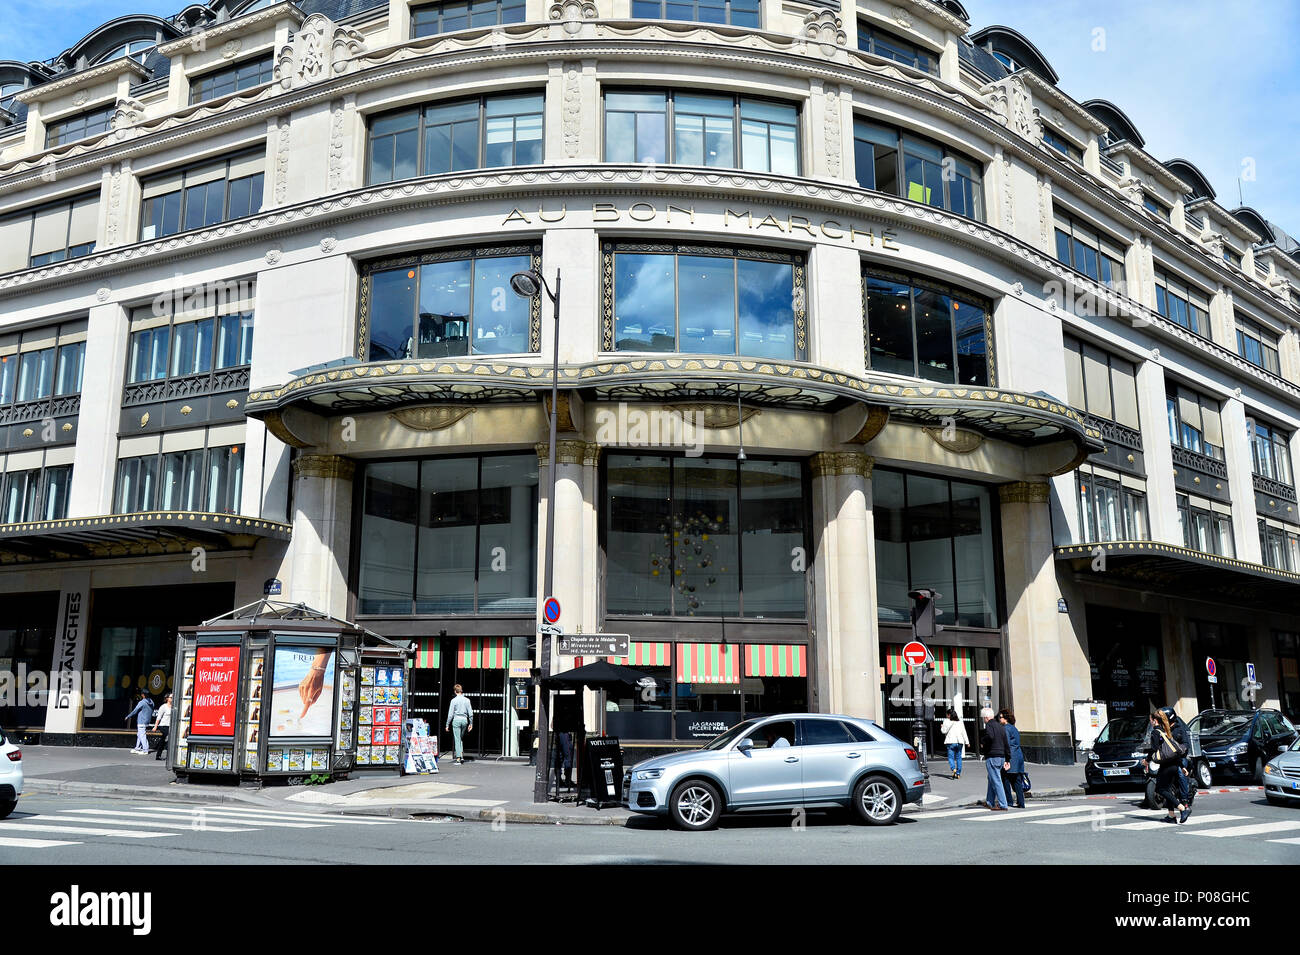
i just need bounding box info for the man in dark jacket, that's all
[979,707,1011,810]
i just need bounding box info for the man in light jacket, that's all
[445,685,474,765]
[151,693,173,761]
[125,692,155,754]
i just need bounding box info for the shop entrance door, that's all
[438,639,508,758]
[1086,606,1165,718]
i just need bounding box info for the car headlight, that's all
[634,769,663,781]
[1130,751,1147,759]
[1264,763,1278,776]
[1227,743,1247,757]
[1086,751,1099,761]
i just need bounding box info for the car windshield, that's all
[701,719,757,751]
[1192,712,1253,737]
[1096,717,1148,743]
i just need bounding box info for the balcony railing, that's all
[1171,444,1228,480]
[1084,412,1142,452]
[1253,472,1298,504]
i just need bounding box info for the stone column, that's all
[70,301,129,516]
[43,572,92,737]
[536,440,602,727]
[1135,356,1180,545]
[999,480,1075,764]
[287,454,354,619]
[810,451,879,720]
[1221,393,1262,563]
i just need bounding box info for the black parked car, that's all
[1083,716,1152,792]
[1189,709,1298,785]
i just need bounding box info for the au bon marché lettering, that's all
[499,201,902,248]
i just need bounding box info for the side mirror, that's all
[736,737,754,753]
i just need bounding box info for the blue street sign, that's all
[1246,662,1256,684]
[543,596,561,625]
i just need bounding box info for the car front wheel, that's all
[669,780,722,831]
[1194,760,1212,789]
[853,775,902,826]
[0,799,16,820]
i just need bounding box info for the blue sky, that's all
[6,0,1299,235]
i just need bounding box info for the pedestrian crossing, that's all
[0,803,401,853]
[911,801,1300,846]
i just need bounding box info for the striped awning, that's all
[933,646,973,677]
[414,637,441,669]
[885,645,908,676]
[744,644,807,678]
[609,642,672,666]
[677,643,739,684]
[457,637,509,669]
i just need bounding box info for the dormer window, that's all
[0,83,23,111]
[991,51,1017,71]
[98,40,154,65]
[45,104,115,149]
[1142,195,1170,222]
[1042,127,1083,163]
[858,22,938,76]
[1223,247,1241,269]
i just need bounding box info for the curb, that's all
[24,779,635,825]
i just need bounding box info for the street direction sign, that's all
[539,623,562,637]
[558,633,631,657]
[543,596,561,625]
[902,641,930,669]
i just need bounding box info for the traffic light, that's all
[908,589,943,639]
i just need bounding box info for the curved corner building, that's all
[2,0,1298,762]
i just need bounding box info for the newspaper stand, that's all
[170,600,409,785]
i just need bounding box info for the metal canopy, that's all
[247,357,1101,456]
[1056,540,1300,607]
[0,512,291,564]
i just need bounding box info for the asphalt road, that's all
[3,789,1299,865]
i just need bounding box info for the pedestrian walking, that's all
[1148,709,1191,824]
[978,707,1011,810]
[940,707,969,779]
[444,685,473,764]
[151,693,173,761]
[124,692,155,754]
[1160,705,1195,807]
[999,708,1026,808]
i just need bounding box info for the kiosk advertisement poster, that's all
[191,647,241,736]
[270,647,336,737]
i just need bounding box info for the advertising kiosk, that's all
[171,601,410,784]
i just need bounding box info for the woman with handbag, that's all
[1149,710,1192,824]
[940,707,969,779]
[998,709,1027,808]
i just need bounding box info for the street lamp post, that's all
[511,268,560,803]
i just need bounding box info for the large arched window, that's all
[97,39,155,64]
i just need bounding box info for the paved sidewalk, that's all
[20,742,1095,823]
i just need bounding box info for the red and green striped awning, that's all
[677,643,739,684]
[933,646,973,677]
[744,644,807,678]
[885,645,908,675]
[609,642,672,666]
[457,637,509,669]
[414,637,441,669]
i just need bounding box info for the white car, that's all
[0,728,22,818]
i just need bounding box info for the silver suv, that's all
[623,713,925,830]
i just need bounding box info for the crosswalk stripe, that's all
[1103,814,1246,831]
[99,810,327,830]
[0,822,175,839]
[0,835,82,848]
[56,810,261,833]
[1267,837,1300,845]
[912,808,990,819]
[1185,821,1300,838]
[136,805,394,825]
[969,805,1097,822]
[1029,810,1127,825]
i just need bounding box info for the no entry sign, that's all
[542,596,561,625]
[903,641,930,669]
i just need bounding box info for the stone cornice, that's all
[1,163,1296,405]
[1185,197,1263,245]
[1016,69,1108,135]
[14,58,148,107]
[1104,141,1192,195]
[890,0,969,33]
[155,3,306,57]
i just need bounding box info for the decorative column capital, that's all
[998,480,1050,504]
[536,440,601,467]
[809,451,873,479]
[292,454,355,481]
